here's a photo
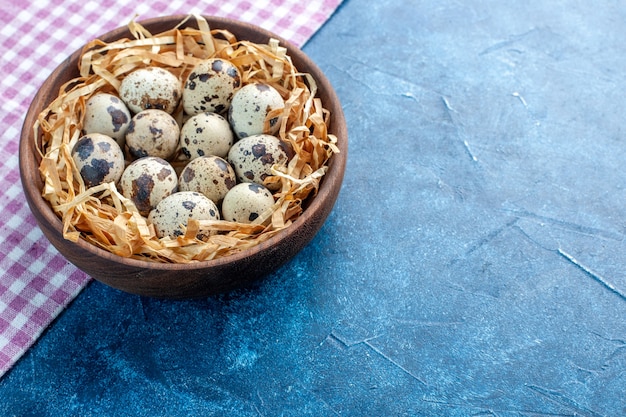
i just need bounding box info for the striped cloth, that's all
[0,0,343,378]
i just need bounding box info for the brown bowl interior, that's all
[19,15,347,299]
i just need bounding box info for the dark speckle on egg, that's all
[157,167,173,181]
[248,183,265,193]
[226,67,241,86]
[97,141,112,153]
[182,167,196,182]
[149,126,163,136]
[74,137,94,160]
[211,59,224,73]
[182,200,196,211]
[107,106,129,132]
[131,174,155,215]
[80,158,112,187]
[252,143,274,165]
[260,153,275,166]
[225,177,236,189]
[214,158,230,172]
[251,144,267,159]
[129,146,149,159]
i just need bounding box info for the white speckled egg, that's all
[182,58,241,116]
[228,83,284,139]
[227,134,293,189]
[126,109,180,160]
[71,133,125,188]
[119,67,182,114]
[178,155,237,205]
[83,93,131,146]
[119,156,178,216]
[148,191,220,239]
[222,183,275,224]
[179,112,234,160]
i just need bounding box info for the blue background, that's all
[2,0,626,415]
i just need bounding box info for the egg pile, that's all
[72,58,292,240]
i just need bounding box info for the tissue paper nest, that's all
[34,15,339,263]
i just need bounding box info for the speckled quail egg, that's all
[126,109,180,160]
[148,191,220,239]
[222,183,275,224]
[182,58,241,116]
[71,133,125,188]
[119,67,182,114]
[178,155,237,206]
[82,93,131,146]
[228,134,294,189]
[119,157,178,216]
[179,112,234,160]
[228,83,285,139]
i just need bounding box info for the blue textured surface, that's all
[2,0,626,415]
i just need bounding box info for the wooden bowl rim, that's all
[20,14,347,272]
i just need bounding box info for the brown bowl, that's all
[19,15,347,299]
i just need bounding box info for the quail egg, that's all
[148,191,220,239]
[178,155,237,206]
[126,109,180,160]
[228,83,284,139]
[179,112,234,160]
[222,183,275,224]
[71,133,125,188]
[227,134,293,189]
[119,156,178,216]
[82,93,131,146]
[182,58,241,116]
[119,67,182,114]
